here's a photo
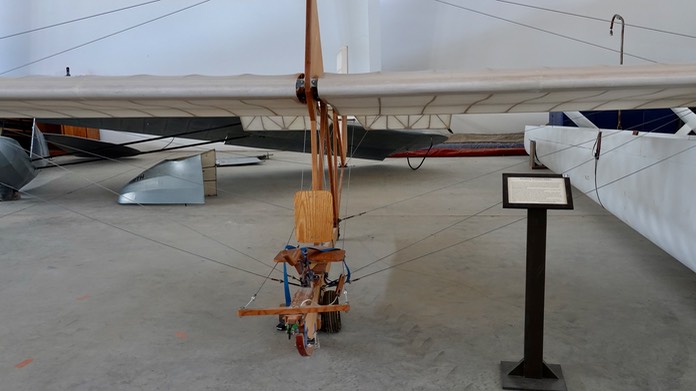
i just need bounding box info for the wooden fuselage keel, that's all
[237,0,350,356]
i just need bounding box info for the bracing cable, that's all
[0,1,161,40]
[1,139,285,274]
[0,181,283,282]
[1,0,211,75]
[352,216,527,282]
[530,110,686,174]
[495,0,696,40]
[434,0,658,63]
[586,137,696,197]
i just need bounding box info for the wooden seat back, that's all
[294,190,334,243]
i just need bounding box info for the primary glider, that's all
[1,0,696,355]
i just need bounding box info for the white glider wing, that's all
[0,74,304,118]
[0,64,695,123]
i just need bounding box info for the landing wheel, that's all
[319,290,342,333]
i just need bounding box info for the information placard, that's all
[502,173,573,209]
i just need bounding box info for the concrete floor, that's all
[1,149,695,390]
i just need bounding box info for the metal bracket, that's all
[295,74,306,104]
[295,74,320,104]
[529,140,546,169]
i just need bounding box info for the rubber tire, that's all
[319,290,342,333]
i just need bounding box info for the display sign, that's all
[502,173,573,209]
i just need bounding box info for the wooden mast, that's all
[305,0,324,191]
[303,0,343,238]
[238,0,349,357]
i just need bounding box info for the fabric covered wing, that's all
[1,64,695,120]
[0,74,304,118]
[320,64,696,116]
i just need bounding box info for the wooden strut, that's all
[322,105,339,229]
[237,304,350,317]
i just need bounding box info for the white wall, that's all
[0,1,31,74]
[4,0,695,75]
[2,0,310,76]
[380,0,696,70]
[0,0,377,76]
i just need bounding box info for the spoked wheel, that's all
[319,290,342,333]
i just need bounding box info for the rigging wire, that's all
[36,131,289,211]
[0,1,161,40]
[536,110,686,174]
[433,0,658,63]
[300,127,308,191]
[0,0,211,75]
[338,119,362,281]
[339,123,359,248]
[519,110,683,179]
[353,216,527,282]
[352,200,507,276]
[349,110,688,281]
[347,146,548,278]
[0,151,139,219]
[587,142,696,196]
[348,152,526,220]
[244,118,365,305]
[1,134,286,273]
[352,172,611,282]
[574,126,696,199]
[495,0,696,40]
[0,122,245,165]
[344,126,370,167]
[6,120,393,297]
[528,110,692,209]
[108,122,242,147]
[248,118,372,301]
[244,116,323,304]
[0,181,278,282]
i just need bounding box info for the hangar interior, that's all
[2,1,696,390]
[3,149,696,390]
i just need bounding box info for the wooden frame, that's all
[237,304,350,317]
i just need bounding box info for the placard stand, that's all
[500,174,573,391]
